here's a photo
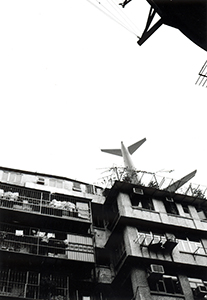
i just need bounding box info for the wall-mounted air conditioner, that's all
[148,264,164,280]
[194,286,207,297]
[150,264,164,274]
[133,187,144,195]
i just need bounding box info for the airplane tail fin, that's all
[101,148,122,157]
[128,138,146,155]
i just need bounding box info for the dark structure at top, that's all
[137,0,207,51]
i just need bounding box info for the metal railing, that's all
[0,269,69,300]
[99,167,207,200]
[0,195,91,221]
[0,230,94,259]
[134,232,207,256]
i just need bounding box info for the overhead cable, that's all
[87,0,140,37]
[109,0,141,35]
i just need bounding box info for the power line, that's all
[86,0,140,37]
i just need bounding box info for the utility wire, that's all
[95,0,138,35]
[87,0,140,37]
[110,0,141,35]
[106,0,136,33]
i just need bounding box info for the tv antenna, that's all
[195,60,207,87]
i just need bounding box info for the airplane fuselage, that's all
[101,138,146,184]
[121,141,136,170]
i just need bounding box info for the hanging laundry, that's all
[15,230,24,236]
[47,233,55,239]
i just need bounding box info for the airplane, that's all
[101,138,197,190]
[101,138,146,183]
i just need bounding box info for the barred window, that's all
[149,274,183,295]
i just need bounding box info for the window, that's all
[93,214,105,228]
[2,171,22,184]
[49,178,63,189]
[82,297,90,300]
[182,203,191,215]
[130,193,154,211]
[164,198,179,215]
[196,207,207,220]
[148,274,183,295]
[86,184,95,194]
[177,237,206,255]
[188,278,207,298]
[2,171,9,181]
[37,177,45,185]
[72,182,82,192]
[112,237,126,269]
[77,294,91,300]
[9,173,16,182]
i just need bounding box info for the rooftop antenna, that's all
[195,60,207,87]
[156,169,174,174]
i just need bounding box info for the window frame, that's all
[149,274,183,295]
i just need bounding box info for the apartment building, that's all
[0,166,207,300]
[0,166,104,300]
[99,177,207,300]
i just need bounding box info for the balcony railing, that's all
[0,230,94,262]
[177,239,207,255]
[135,232,207,256]
[0,193,91,221]
[0,269,69,299]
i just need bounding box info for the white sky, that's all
[0,0,206,187]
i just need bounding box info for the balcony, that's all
[0,191,91,222]
[0,225,95,263]
[131,230,207,268]
[0,269,69,300]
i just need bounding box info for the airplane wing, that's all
[101,148,122,157]
[128,138,146,155]
[165,170,197,193]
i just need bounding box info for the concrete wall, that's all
[116,192,207,233]
[179,275,194,300]
[130,268,152,300]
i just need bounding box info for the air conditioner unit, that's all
[150,264,165,274]
[133,187,144,195]
[37,177,45,185]
[148,264,164,280]
[194,286,207,297]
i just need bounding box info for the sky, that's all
[0,0,206,188]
